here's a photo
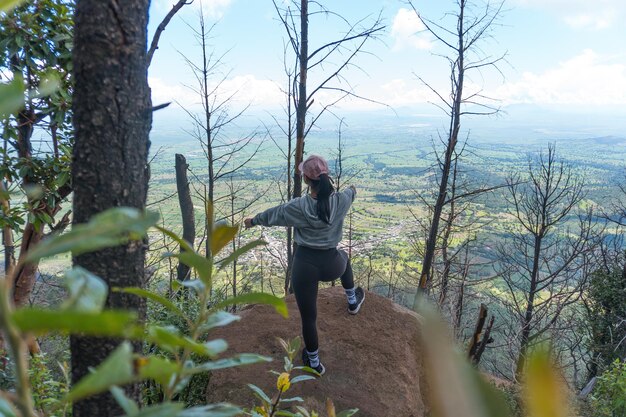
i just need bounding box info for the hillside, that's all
[206,287,429,417]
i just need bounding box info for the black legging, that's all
[291,246,354,352]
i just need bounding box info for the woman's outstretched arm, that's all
[244,198,309,229]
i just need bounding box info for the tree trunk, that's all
[415,2,465,303]
[70,1,151,415]
[286,0,309,294]
[11,224,43,305]
[1,182,15,278]
[472,315,494,365]
[468,304,494,364]
[175,154,195,281]
[12,189,70,309]
[515,234,543,378]
[293,0,308,200]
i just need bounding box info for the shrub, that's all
[590,359,626,417]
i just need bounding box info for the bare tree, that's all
[271,0,384,291]
[497,146,599,379]
[602,173,626,227]
[147,0,193,67]
[223,174,267,305]
[179,8,261,259]
[407,0,506,300]
[265,37,299,294]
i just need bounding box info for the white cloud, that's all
[218,74,284,107]
[377,78,436,106]
[390,8,432,51]
[154,0,233,18]
[493,49,626,105]
[149,74,284,109]
[330,78,438,111]
[150,77,198,107]
[513,0,626,29]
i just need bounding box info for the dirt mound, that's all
[206,287,428,417]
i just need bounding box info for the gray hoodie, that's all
[252,186,356,249]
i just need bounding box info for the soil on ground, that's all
[206,287,428,417]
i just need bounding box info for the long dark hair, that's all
[311,173,334,224]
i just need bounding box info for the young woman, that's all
[244,154,364,375]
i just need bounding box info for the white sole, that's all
[348,292,365,315]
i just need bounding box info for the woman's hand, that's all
[244,218,254,229]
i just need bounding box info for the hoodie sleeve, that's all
[252,198,310,228]
[343,185,357,202]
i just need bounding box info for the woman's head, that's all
[299,155,334,224]
[299,154,329,182]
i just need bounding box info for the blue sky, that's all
[146,0,626,126]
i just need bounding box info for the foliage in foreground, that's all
[246,337,357,417]
[0,205,356,417]
[0,206,286,417]
[590,359,626,417]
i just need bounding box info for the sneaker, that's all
[301,348,326,376]
[348,287,365,315]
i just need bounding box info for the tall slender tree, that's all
[70,0,152,415]
[498,146,598,378]
[179,8,260,260]
[408,0,506,300]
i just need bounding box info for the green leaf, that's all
[211,223,239,255]
[280,397,304,403]
[12,309,140,337]
[0,77,24,118]
[0,0,25,12]
[525,346,569,417]
[110,386,139,415]
[247,384,271,404]
[295,365,322,377]
[470,370,513,417]
[147,327,226,358]
[156,226,193,252]
[203,339,228,356]
[289,337,301,355]
[175,251,212,284]
[113,287,185,319]
[36,72,60,98]
[62,267,108,312]
[294,406,311,417]
[56,171,70,188]
[123,402,185,417]
[177,403,243,417]
[179,279,206,295]
[336,410,359,417]
[67,342,135,403]
[0,397,18,417]
[25,208,159,263]
[189,354,272,374]
[137,356,180,387]
[217,239,266,271]
[289,375,316,384]
[212,292,288,318]
[200,310,240,332]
